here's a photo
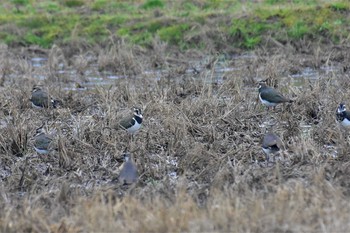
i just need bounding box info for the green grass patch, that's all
[62,0,84,8]
[287,21,310,39]
[330,2,349,11]
[91,0,108,11]
[0,33,19,45]
[147,20,164,33]
[37,2,61,13]
[230,18,268,48]
[130,31,153,45]
[82,23,108,36]
[116,28,129,37]
[92,1,138,13]
[182,2,199,11]
[17,14,52,28]
[141,0,165,9]
[157,23,190,44]
[24,32,51,47]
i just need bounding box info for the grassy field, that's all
[1,0,350,232]
[0,0,349,51]
[0,42,349,231]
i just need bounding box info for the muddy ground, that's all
[1,43,350,232]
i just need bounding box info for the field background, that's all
[0,0,350,232]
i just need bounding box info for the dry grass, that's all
[1,43,350,232]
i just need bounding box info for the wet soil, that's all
[1,43,350,231]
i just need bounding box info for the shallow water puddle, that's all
[30,53,334,90]
[31,57,47,67]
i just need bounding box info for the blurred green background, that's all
[1,0,349,50]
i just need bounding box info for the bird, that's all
[336,103,350,127]
[118,153,138,185]
[30,86,59,108]
[119,107,143,134]
[261,132,283,163]
[258,80,293,109]
[33,129,54,155]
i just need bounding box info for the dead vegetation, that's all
[0,42,350,232]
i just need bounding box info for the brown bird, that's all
[261,132,283,163]
[118,153,138,185]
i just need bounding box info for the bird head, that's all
[338,103,346,113]
[35,126,45,135]
[133,107,143,118]
[123,153,130,162]
[32,85,44,93]
[258,80,268,90]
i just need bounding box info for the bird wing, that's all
[119,116,135,130]
[338,110,350,121]
[263,133,281,148]
[263,138,277,148]
[260,87,290,103]
[31,91,51,108]
[34,134,53,149]
[344,111,350,120]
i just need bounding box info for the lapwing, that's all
[118,153,138,185]
[30,86,59,108]
[336,103,350,127]
[119,107,143,134]
[262,132,283,163]
[33,129,54,155]
[258,80,293,109]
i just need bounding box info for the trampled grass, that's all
[0,40,350,231]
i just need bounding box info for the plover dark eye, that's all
[135,108,141,115]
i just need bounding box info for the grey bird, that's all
[119,107,143,134]
[262,132,283,163]
[336,103,350,128]
[30,86,59,108]
[258,80,293,109]
[33,130,53,155]
[118,153,138,185]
